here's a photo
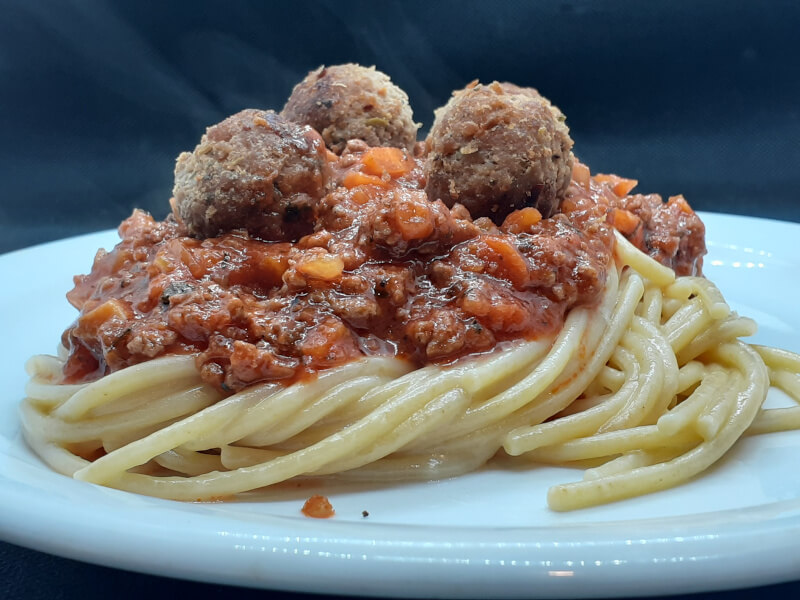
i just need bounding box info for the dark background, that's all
[2,1,800,599]
[2,0,800,255]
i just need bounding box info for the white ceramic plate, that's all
[1,213,800,598]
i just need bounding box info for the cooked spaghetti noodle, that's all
[21,231,800,509]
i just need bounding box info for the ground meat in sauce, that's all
[61,71,706,394]
[62,146,619,393]
[614,193,705,276]
[571,163,706,276]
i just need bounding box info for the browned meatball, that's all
[172,109,330,241]
[281,64,418,154]
[425,81,574,222]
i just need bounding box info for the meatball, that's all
[425,81,574,222]
[172,109,330,241]
[281,64,418,154]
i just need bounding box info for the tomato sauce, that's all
[62,149,703,393]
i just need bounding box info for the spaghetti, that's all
[21,231,800,509]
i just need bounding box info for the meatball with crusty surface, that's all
[282,64,418,154]
[172,109,330,241]
[425,81,574,222]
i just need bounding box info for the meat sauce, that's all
[62,147,703,393]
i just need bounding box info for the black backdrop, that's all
[2,0,799,255]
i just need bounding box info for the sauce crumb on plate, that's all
[301,494,335,518]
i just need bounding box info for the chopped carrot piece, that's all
[301,494,335,519]
[668,195,694,214]
[350,188,371,205]
[393,191,434,241]
[78,299,129,336]
[572,160,591,189]
[615,180,638,197]
[297,252,344,281]
[502,207,542,234]
[609,208,641,235]
[361,147,413,177]
[594,174,638,197]
[560,197,578,213]
[483,236,529,289]
[342,170,389,189]
[257,254,289,285]
[152,252,174,274]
